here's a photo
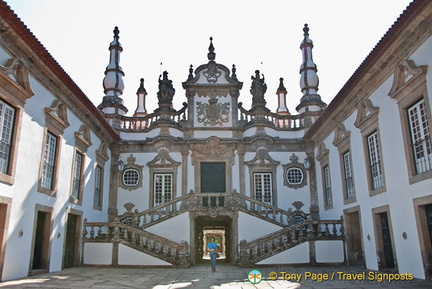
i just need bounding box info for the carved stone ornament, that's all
[388,60,428,98]
[191,137,235,163]
[203,61,221,83]
[196,97,230,126]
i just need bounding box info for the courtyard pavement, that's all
[0,263,431,289]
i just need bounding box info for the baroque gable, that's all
[388,60,428,99]
[0,57,34,102]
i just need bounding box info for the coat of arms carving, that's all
[196,97,230,126]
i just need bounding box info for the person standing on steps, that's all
[207,237,219,272]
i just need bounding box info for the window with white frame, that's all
[407,98,432,174]
[286,167,304,185]
[343,151,355,199]
[94,166,102,208]
[253,172,273,205]
[122,168,140,187]
[323,165,332,207]
[154,173,172,206]
[367,131,384,190]
[71,151,83,199]
[0,100,15,175]
[41,132,58,190]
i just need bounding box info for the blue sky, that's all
[7,0,412,114]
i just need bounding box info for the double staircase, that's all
[83,192,344,267]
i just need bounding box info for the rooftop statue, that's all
[157,71,175,104]
[250,70,267,104]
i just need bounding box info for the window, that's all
[71,151,83,200]
[94,166,102,208]
[122,168,140,187]
[0,100,15,175]
[41,132,58,191]
[253,173,272,205]
[367,131,384,190]
[154,173,172,206]
[323,165,332,207]
[343,151,355,199]
[286,167,304,185]
[407,99,432,174]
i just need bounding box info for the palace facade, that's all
[0,0,431,281]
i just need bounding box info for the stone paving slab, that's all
[0,264,430,289]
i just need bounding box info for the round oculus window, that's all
[122,168,140,187]
[286,167,304,185]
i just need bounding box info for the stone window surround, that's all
[316,142,333,210]
[69,149,85,206]
[354,99,386,196]
[38,100,70,196]
[119,154,143,191]
[282,154,307,189]
[147,148,180,207]
[37,129,61,196]
[94,142,109,211]
[245,147,279,206]
[388,60,432,184]
[332,124,357,204]
[0,58,34,185]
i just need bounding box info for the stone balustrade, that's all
[83,219,190,267]
[238,218,345,266]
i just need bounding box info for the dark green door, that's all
[380,212,395,269]
[426,204,432,245]
[201,162,226,207]
[64,214,77,268]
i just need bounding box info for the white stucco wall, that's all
[145,213,190,244]
[315,240,344,263]
[257,242,309,265]
[238,212,282,242]
[118,244,172,266]
[83,243,113,265]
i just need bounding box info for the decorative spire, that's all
[188,64,194,80]
[102,26,125,99]
[276,78,289,115]
[207,37,216,61]
[297,23,325,113]
[134,78,148,116]
[98,26,128,118]
[231,64,237,80]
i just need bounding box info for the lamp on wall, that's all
[118,159,124,172]
[303,157,312,170]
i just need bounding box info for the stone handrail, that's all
[118,194,192,229]
[117,192,307,229]
[121,102,188,131]
[83,220,190,267]
[238,102,321,130]
[238,218,344,266]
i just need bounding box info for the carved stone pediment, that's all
[147,147,181,167]
[332,123,351,148]
[74,125,92,152]
[44,100,70,135]
[0,58,34,101]
[315,142,329,163]
[354,99,379,132]
[191,137,236,164]
[388,60,428,98]
[245,147,279,166]
[96,142,110,164]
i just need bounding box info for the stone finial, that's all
[208,36,216,61]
